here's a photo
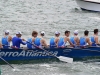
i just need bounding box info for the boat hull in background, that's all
[76,0,100,12]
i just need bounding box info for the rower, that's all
[91,29,100,46]
[70,30,80,46]
[58,30,74,48]
[50,31,60,48]
[12,31,26,48]
[1,30,12,49]
[32,31,48,49]
[80,30,92,46]
[27,37,32,49]
[39,31,48,48]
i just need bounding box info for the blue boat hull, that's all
[0,47,100,62]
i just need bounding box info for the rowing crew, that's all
[0,29,99,49]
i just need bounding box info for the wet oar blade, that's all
[57,56,73,63]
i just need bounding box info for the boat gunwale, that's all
[0,46,99,50]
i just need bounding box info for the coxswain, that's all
[50,31,60,48]
[91,29,100,46]
[58,30,74,48]
[12,31,26,48]
[80,30,92,47]
[1,30,12,49]
[70,30,80,46]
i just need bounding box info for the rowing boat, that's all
[0,46,100,63]
[76,0,100,12]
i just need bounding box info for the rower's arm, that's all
[32,38,35,42]
[0,43,3,48]
[8,36,12,42]
[67,38,74,47]
[20,39,26,45]
[75,37,80,45]
[95,36,100,44]
[87,38,92,46]
[55,38,59,47]
[42,39,48,48]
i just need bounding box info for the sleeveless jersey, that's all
[70,37,75,45]
[2,36,9,49]
[91,36,96,46]
[50,37,56,48]
[80,37,86,46]
[32,37,42,48]
[27,38,32,49]
[58,37,64,47]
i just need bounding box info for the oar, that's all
[0,56,14,69]
[27,41,73,63]
[1,45,15,69]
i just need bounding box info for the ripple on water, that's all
[1,61,100,75]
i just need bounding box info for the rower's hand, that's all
[22,38,26,41]
[73,45,75,47]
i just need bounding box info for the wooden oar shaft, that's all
[0,57,14,69]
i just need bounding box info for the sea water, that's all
[0,0,100,75]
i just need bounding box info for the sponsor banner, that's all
[0,50,58,57]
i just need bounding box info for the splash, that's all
[12,68,20,71]
[40,64,51,67]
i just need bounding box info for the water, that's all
[1,62,100,75]
[0,0,100,75]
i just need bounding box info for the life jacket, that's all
[2,36,9,49]
[80,37,86,46]
[34,37,41,46]
[58,37,64,47]
[50,37,56,48]
[91,36,96,46]
[70,37,76,45]
[27,38,32,49]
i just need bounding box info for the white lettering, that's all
[26,51,32,56]
[53,51,58,56]
[4,52,10,57]
[0,50,58,57]
[0,52,5,56]
[8,52,14,57]
[18,51,25,57]
[31,53,39,56]
[12,52,19,57]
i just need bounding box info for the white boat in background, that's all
[76,0,100,12]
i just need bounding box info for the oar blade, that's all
[57,56,73,63]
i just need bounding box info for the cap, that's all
[55,31,60,34]
[16,31,22,35]
[5,30,9,34]
[74,30,78,34]
[41,31,45,34]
